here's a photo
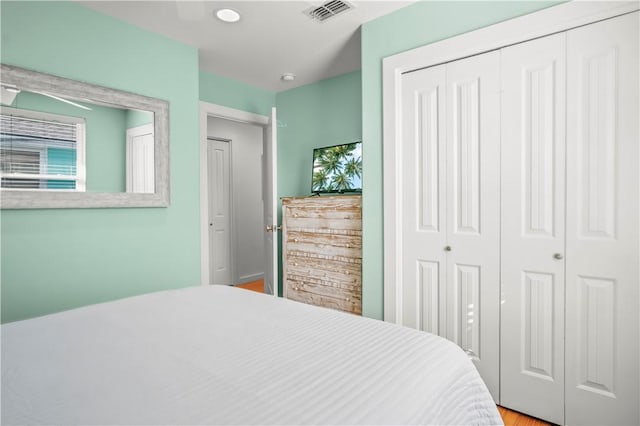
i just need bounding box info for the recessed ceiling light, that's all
[215,8,240,23]
[281,73,296,82]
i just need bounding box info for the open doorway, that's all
[199,102,278,296]
[207,118,264,287]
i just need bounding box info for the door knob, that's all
[553,253,563,260]
[444,246,452,252]
[265,225,281,232]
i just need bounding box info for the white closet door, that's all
[444,51,500,401]
[400,64,447,334]
[565,12,639,426]
[500,32,567,425]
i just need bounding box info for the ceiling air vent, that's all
[305,0,354,22]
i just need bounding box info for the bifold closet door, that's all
[565,12,639,426]
[400,64,447,336]
[399,51,500,401]
[500,33,566,425]
[443,51,500,401]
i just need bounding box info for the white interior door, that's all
[565,12,639,426]
[400,64,447,334]
[126,123,154,193]
[444,51,500,401]
[263,107,278,296]
[500,32,566,425]
[208,138,232,286]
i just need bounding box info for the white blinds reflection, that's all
[0,111,80,190]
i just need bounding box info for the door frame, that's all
[199,101,269,287]
[381,1,639,323]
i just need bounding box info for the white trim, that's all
[75,122,86,191]
[201,103,269,127]
[236,272,265,285]
[382,1,639,323]
[199,101,269,288]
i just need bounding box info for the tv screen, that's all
[311,141,362,194]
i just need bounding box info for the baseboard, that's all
[236,273,264,285]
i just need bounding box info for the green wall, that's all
[200,70,275,117]
[125,109,154,129]
[275,70,362,295]
[360,1,562,319]
[276,71,362,198]
[0,1,201,323]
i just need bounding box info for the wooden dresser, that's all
[281,195,362,315]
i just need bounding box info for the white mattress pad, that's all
[1,285,502,425]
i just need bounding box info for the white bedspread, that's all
[1,286,502,425]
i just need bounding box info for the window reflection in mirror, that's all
[0,87,154,194]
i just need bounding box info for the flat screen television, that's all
[311,141,362,194]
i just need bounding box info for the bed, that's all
[1,285,502,425]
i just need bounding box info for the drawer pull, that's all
[345,271,350,275]
[294,238,299,243]
[346,244,351,248]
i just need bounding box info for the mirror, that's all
[0,64,169,208]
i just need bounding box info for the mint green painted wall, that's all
[275,70,362,295]
[125,109,153,129]
[0,1,200,323]
[199,70,275,116]
[276,71,362,198]
[83,105,126,192]
[360,1,563,319]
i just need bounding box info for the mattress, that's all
[1,285,502,425]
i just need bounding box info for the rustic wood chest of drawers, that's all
[281,195,362,315]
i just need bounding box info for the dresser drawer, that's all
[285,214,360,232]
[286,282,361,315]
[283,197,360,216]
[287,256,361,289]
[286,230,361,259]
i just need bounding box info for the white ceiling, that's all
[77,1,415,92]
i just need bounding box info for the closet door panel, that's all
[445,51,500,401]
[400,65,447,334]
[500,32,566,425]
[566,12,639,426]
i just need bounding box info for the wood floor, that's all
[235,279,264,293]
[498,406,551,426]
[235,280,550,426]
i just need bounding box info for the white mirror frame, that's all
[0,64,170,209]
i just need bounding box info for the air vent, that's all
[305,0,354,22]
